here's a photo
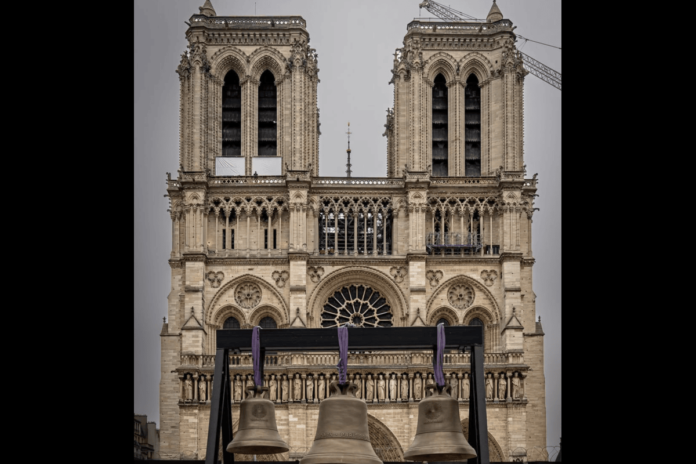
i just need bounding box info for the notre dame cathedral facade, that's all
[160,1,546,461]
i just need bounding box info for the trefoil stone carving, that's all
[272,270,290,288]
[206,271,224,288]
[426,270,443,287]
[390,266,407,283]
[307,266,325,283]
[481,270,498,287]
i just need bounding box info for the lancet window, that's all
[222,70,242,157]
[432,73,449,177]
[223,317,240,329]
[258,70,277,157]
[464,74,481,176]
[425,196,499,256]
[259,316,277,329]
[317,198,393,256]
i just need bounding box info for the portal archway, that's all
[367,414,404,462]
[461,422,505,462]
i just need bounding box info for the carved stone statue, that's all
[185,376,193,401]
[485,374,493,400]
[354,376,361,398]
[293,375,302,401]
[234,376,242,402]
[401,375,409,400]
[389,374,397,401]
[318,376,326,401]
[462,374,470,400]
[449,374,458,399]
[269,376,277,401]
[366,375,374,401]
[498,375,507,400]
[511,373,521,399]
[377,374,386,401]
[199,376,207,402]
[306,376,314,401]
[246,376,254,399]
[414,374,422,400]
[282,376,289,402]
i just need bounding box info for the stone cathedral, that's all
[160,1,546,461]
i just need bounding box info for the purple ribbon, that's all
[336,324,352,384]
[434,323,446,387]
[252,326,262,387]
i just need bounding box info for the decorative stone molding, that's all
[481,270,497,287]
[390,266,407,283]
[448,283,475,310]
[206,271,224,288]
[427,306,459,326]
[271,270,289,288]
[307,266,325,283]
[235,283,262,309]
[426,270,443,287]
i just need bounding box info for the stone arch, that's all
[307,266,408,327]
[207,274,289,325]
[458,52,494,83]
[427,275,501,324]
[210,46,248,82]
[428,306,460,326]
[249,47,287,82]
[461,421,505,463]
[367,414,404,462]
[425,52,458,83]
[462,305,495,325]
[248,304,286,326]
[210,304,248,328]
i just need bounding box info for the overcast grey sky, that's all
[134,0,561,449]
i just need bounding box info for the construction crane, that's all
[418,0,561,90]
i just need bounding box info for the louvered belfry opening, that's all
[432,73,449,176]
[465,74,481,176]
[222,70,242,157]
[258,70,277,157]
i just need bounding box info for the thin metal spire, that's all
[346,122,352,178]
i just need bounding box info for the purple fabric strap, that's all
[434,323,446,387]
[252,326,262,387]
[336,325,350,384]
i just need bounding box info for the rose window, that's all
[235,283,261,309]
[321,285,393,328]
[448,284,474,309]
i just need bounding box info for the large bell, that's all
[404,383,477,462]
[301,381,382,464]
[226,385,290,455]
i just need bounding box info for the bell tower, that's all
[386,0,526,178]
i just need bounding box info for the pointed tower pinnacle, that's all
[199,0,217,17]
[346,122,352,178]
[486,0,503,23]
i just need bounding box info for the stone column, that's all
[408,373,414,402]
[324,210,328,253]
[214,211,219,253]
[364,212,368,254]
[207,375,212,403]
[193,373,199,402]
[246,212,250,256]
[279,209,283,251]
[257,211,261,253]
[174,215,181,257]
[354,212,358,255]
[301,374,306,403]
[334,210,338,253]
[179,374,185,402]
[288,373,294,402]
[457,373,463,401]
[493,373,498,402]
[313,375,318,403]
[506,372,512,403]
[396,374,401,403]
[490,210,494,254]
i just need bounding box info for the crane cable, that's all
[516,35,561,50]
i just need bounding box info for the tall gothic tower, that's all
[161,2,545,461]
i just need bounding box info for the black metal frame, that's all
[206,326,490,464]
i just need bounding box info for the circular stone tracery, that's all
[235,283,262,309]
[448,284,475,309]
[321,285,393,328]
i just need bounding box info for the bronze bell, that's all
[226,385,290,455]
[404,383,477,462]
[301,381,382,464]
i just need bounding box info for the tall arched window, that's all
[258,70,277,157]
[222,70,241,157]
[436,318,450,326]
[469,317,484,327]
[464,74,481,176]
[259,316,277,329]
[432,73,448,176]
[223,316,240,329]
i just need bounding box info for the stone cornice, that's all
[288,252,310,261]
[521,258,535,266]
[307,257,408,266]
[426,256,500,265]
[499,252,524,262]
[169,259,184,269]
[182,253,207,263]
[207,258,289,266]
[406,253,428,262]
